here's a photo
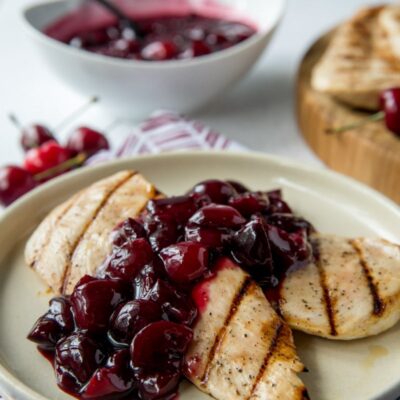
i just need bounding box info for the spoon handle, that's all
[91,0,142,37]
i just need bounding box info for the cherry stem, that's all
[8,113,22,130]
[327,111,385,134]
[53,96,99,132]
[34,153,87,182]
[91,0,143,38]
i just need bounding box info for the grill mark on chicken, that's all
[246,321,283,399]
[29,195,79,269]
[350,239,385,316]
[61,171,136,293]
[312,239,338,336]
[200,276,252,386]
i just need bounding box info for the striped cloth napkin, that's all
[86,110,246,165]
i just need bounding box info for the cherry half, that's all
[71,277,130,333]
[160,242,209,284]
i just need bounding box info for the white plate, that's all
[0,151,399,400]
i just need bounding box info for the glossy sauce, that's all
[44,4,257,61]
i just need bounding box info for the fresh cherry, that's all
[189,179,237,204]
[21,124,55,152]
[0,166,37,207]
[160,242,209,284]
[380,88,400,135]
[24,140,73,177]
[71,277,130,333]
[330,87,400,136]
[55,332,107,392]
[109,300,162,345]
[67,127,110,157]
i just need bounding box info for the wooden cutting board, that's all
[296,31,400,204]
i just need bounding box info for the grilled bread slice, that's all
[185,257,308,400]
[279,233,400,340]
[311,6,400,110]
[25,170,157,295]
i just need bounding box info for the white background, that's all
[0,0,385,166]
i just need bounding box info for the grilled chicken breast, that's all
[279,233,400,340]
[185,257,308,400]
[311,6,400,110]
[25,170,157,294]
[377,5,400,65]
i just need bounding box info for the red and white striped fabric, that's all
[86,110,246,165]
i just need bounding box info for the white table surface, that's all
[0,0,387,168]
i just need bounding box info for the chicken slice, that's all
[279,233,400,340]
[185,257,308,400]
[25,170,157,294]
[311,6,400,110]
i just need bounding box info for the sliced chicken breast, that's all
[185,257,308,400]
[25,170,157,294]
[279,233,400,340]
[311,6,400,110]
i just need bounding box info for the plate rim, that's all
[0,150,399,400]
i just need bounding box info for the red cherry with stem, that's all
[329,87,400,136]
[22,124,55,151]
[10,97,99,152]
[379,88,400,135]
[9,114,55,152]
[0,166,37,206]
[67,127,110,157]
[24,141,74,177]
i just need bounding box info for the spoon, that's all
[91,0,142,38]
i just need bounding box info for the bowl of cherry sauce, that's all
[22,0,286,115]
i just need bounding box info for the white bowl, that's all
[22,0,286,116]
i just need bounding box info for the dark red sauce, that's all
[28,179,314,400]
[44,12,257,61]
